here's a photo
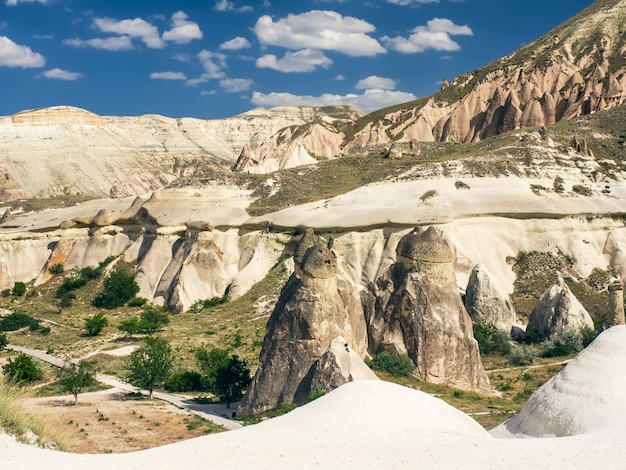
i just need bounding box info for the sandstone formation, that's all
[0,105,359,199]
[602,280,625,330]
[362,227,491,394]
[237,235,375,417]
[464,264,517,333]
[527,276,594,337]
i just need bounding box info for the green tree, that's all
[0,331,7,350]
[137,306,170,335]
[125,337,175,398]
[196,348,251,407]
[118,317,140,338]
[3,354,41,384]
[84,312,108,336]
[59,361,96,405]
[11,282,26,297]
[93,269,140,309]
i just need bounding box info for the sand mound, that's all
[492,325,626,437]
[3,329,626,468]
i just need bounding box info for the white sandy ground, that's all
[2,326,626,469]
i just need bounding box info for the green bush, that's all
[59,291,76,309]
[540,328,591,358]
[507,345,536,366]
[93,269,139,309]
[1,289,10,297]
[3,354,41,384]
[0,332,7,350]
[473,323,511,355]
[0,312,36,332]
[164,370,205,392]
[366,353,415,377]
[307,387,327,402]
[127,297,148,307]
[12,282,26,297]
[84,312,108,336]
[137,306,169,334]
[48,263,64,275]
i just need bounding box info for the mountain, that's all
[0,105,363,200]
[237,0,626,173]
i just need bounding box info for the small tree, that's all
[118,317,140,338]
[138,306,170,334]
[93,269,140,309]
[196,348,251,407]
[0,331,7,350]
[125,337,175,398]
[366,353,415,377]
[11,282,26,297]
[3,354,41,384]
[84,312,108,336]
[59,361,96,405]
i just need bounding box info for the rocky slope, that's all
[236,0,626,173]
[0,105,362,199]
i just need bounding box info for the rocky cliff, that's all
[0,105,361,199]
[363,227,491,393]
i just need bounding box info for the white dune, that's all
[3,327,626,469]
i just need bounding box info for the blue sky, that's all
[1,0,595,119]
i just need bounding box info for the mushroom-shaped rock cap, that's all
[396,226,454,264]
[294,228,318,266]
[300,244,338,279]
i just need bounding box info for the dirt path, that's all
[7,344,243,431]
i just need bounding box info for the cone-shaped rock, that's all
[363,227,491,394]
[602,280,625,330]
[527,276,594,337]
[238,239,375,417]
[464,264,517,333]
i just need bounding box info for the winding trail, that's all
[6,344,243,431]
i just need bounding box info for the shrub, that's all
[1,289,10,297]
[137,306,170,334]
[118,317,140,338]
[48,263,64,275]
[572,184,593,196]
[266,402,297,418]
[3,354,41,384]
[84,312,108,336]
[366,353,415,377]
[473,323,511,355]
[541,328,590,358]
[164,370,205,392]
[308,387,327,402]
[59,291,76,309]
[0,312,36,332]
[93,269,139,309]
[11,282,26,297]
[419,189,438,202]
[127,297,148,307]
[455,180,470,190]
[507,345,536,366]
[553,176,565,193]
[0,332,7,350]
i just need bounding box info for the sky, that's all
[0,0,596,119]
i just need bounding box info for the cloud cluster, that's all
[0,35,45,67]
[213,0,252,13]
[257,49,332,73]
[383,18,472,53]
[66,11,202,51]
[5,0,49,5]
[254,10,385,57]
[150,71,187,80]
[39,68,83,80]
[251,88,416,113]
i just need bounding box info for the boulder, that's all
[602,280,625,330]
[527,276,594,337]
[363,227,491,394]
[464,264,517,333]
[237,237,374,417]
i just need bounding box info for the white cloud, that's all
[220,78,253,92]
[0,35,45,67]
[386,0,439,5]
[214,0,252,12]
[63,36,134,51]
[251,88,416,112]
[254,10,385,57]
[383,18,472,53]
[162,11,202,44]
[198,50,227,78]
[220,36,251,50]
[256,49,332,73]
[334,74,345,81]
[39,68,82,80]
[5,0,49,5]
[150,71,187,80]
[172,53,192,63]
[94,17,164,49]
[355,75,397,90]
